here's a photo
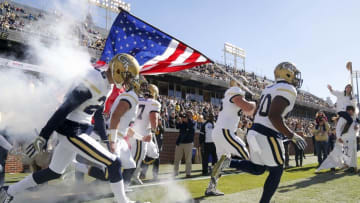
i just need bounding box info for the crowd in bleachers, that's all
[0,1,332,110]
[158,95,218,130]
[0,1,106,50]
[158,93,336,151]
[186,63,332,109]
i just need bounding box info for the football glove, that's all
[292,134,307,151]
[25,136,47,159]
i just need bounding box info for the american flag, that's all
[100,9,212,75]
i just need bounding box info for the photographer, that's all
[311,111,330,166]
[173,111,196,178]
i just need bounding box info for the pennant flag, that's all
[100,9,212,75]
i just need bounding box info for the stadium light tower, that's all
[87,0,131,29]
[223,42,246,72]
[352,70,360,105]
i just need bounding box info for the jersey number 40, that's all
[257,94,271,117]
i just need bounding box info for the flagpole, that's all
[214,63,254,96]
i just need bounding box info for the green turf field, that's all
[5,156,360,203]
[89,157,360,203]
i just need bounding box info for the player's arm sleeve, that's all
[274,86,297,106]
[150,101,161,113]
[229,87,245,103]
[39,84,92,140]
[117,93,138,111]
[0,135,12,151]
[93,106,107,141]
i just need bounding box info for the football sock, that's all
[88,166,108,181]
[229,159,266,175]
[123,168,135,186]
[110,180,128,203]
[260,166,283,203]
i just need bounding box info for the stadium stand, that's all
[0,1,337,171]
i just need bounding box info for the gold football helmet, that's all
[274,62,302,88]
[109,53,140,88]
[147,84,159,99]
[123,78,141,95]
[140,80,149,94]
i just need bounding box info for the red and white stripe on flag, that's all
[95,40,211,75]
[140,39,211,75]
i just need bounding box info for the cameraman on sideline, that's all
[311,111,330,166]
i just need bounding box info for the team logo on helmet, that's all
[274,62,302,88]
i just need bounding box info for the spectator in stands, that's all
[168,111,177,128]
[199,113,217,176]
[173,111,195,178]
[160,110,168,128]
[312,111,330,166]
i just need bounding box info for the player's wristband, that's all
[107,129,118,143]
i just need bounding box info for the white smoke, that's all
[0,1,196,203]
[0,69,64,141]
[158,180,193,203]
[128,178,193,203]
[0,0,95,142]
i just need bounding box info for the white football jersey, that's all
[214,86,245,132]
[132,98,161,137]
[67,68,112,125]
[110,90,139,136]
[253,82,297,133]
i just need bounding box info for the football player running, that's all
[128,83,161,185]
[213,62,305,203]
[0,54,140,203]
[205,78,256,196]
[74,78,144,191]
